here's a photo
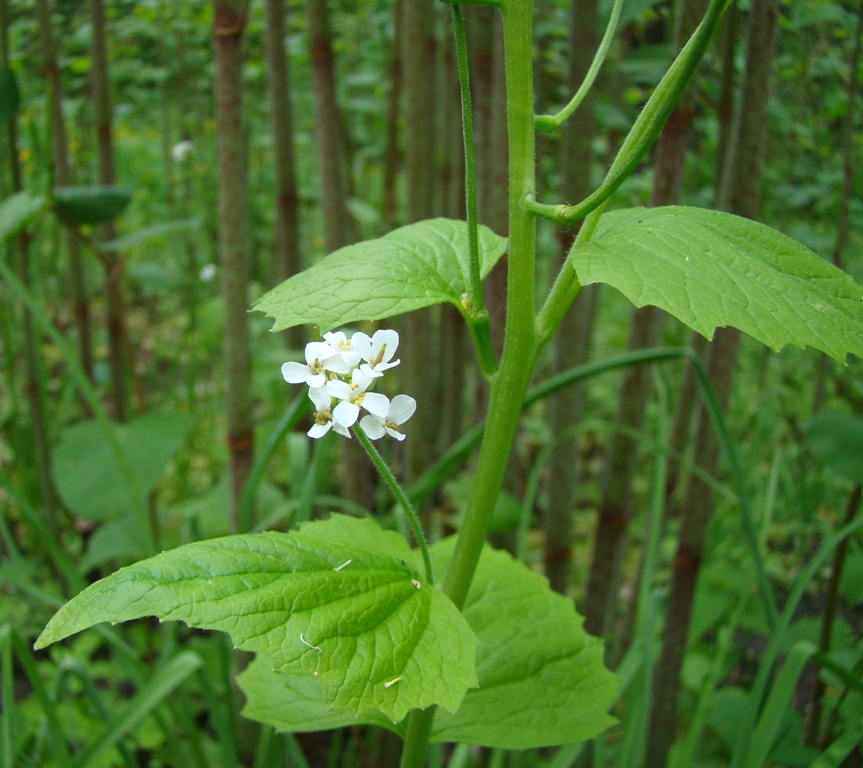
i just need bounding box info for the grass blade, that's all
[72,650,202,768]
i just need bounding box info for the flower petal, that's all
[327,379,353,401]
[308,386,331,412]
[385,426,407,441]
[305,341,338,364]
[360,415,387,440]
[333,400,360,428]
[388,394,416,424]
[361,392,391,419]
[359,363,385,379]
[372,330,399,363]
[350,332,373,360]
[282,361,311,384]
[308,421,332,439]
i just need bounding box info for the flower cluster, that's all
[282,329,416,441]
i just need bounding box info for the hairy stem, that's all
[354,424,433,586]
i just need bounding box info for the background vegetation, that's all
[1,0,863,766]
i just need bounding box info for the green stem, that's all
[534,0,625,133]
[452,5,483,316]
[526,0,730,225]
[451,5,497,378]
[399,707,437,768]
[442,0,536,612]
[353,423,433,585]
[401,5,536,765]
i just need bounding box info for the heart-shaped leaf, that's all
[575,206,863,362]
[239,537,617,748]
[253,218,507,332]
[35,515,477,723]
[52,413,195,522]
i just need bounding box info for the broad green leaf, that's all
[0,66,19,122]
[53,185,132,226]
[429,538,617,748]
[803,413,863,484]
[239,537,617,749]
[35,515,477,723]
[575,207,863,362]
[253,218,507,332]
[240,655,397,734]
[0,191,46,242]
[52,412,195,521]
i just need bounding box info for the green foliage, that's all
[0,191,46,242]
[575,206,863,362]
[35,515,478,724]
[803,413,863,483]
[52,413,195,522]
[253,218,508,332]
[0,66,19,123]
[52,185,133,226]
[239,536,617,749]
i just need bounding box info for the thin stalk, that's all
[401,3,537,764]
[452,5,497,377]
[452,6,482,315]
[534,0,625,133]
[354,423,433,585]
[525,0,730,226]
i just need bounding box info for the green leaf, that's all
[101,217,201,252]
[35,515,478,724]
[253,218,508,332]
[52,412,195,522]
[429,538,617,748]
[575,207,863,362]
[0,66,19,123]
[803,413,863,484]
[239,537,617,748]
[53,185,132,226]
[0,191,46,242]
[240,655,397,734]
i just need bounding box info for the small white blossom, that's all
[322,331,362,374]
[327,368,390,428]
[360,394,416,441]
[199,263,217,281]
[282,341,339,388]
[351,329,400,378]
[307,386,351,439]
[171,140,194,163]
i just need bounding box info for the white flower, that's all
[282,341,340,388]
[321,331,362,374]
[351,329,400,378]
[326,368,390,428]
[307,386,350,439]
[171,140,194,163]
[199,263,216,281]
[360,394,416,441]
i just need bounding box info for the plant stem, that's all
[353,424,433,585]
[452,4,498,378]
[534,0,624,133]
[452,6,483,316]
[442,0,536,612]
[400,4,537,764]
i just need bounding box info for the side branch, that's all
[527,0,731,226]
